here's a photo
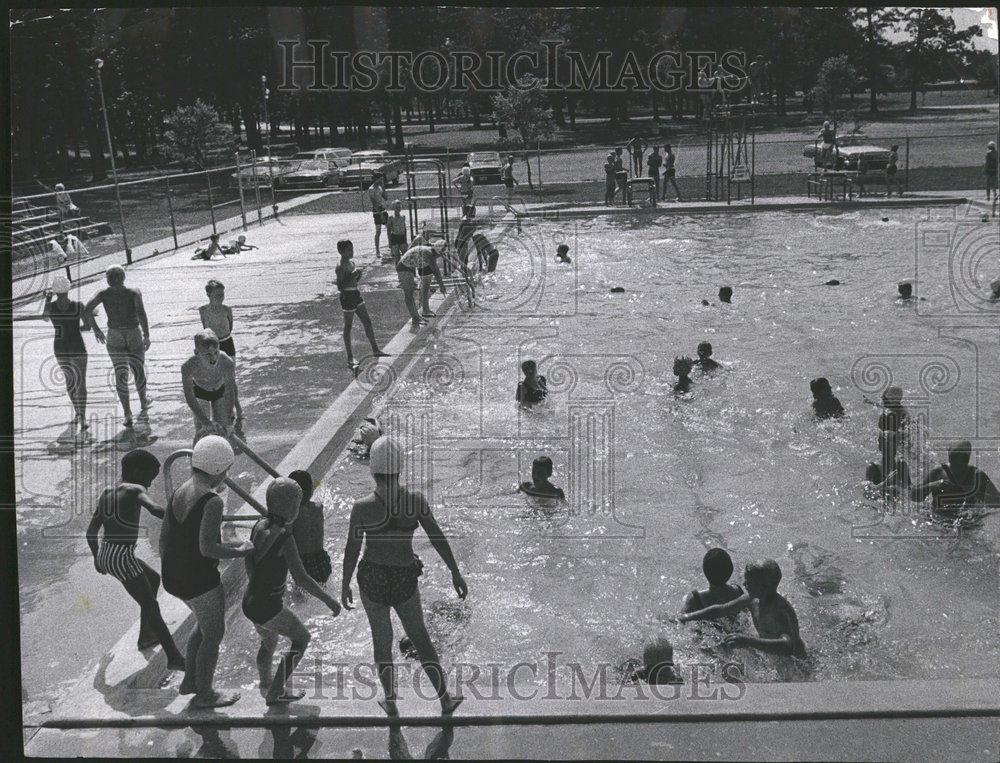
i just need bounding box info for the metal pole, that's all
[250,150,264,226]
[166,177,178,250]
[536,139,542,189]
[905,137,910,194]
[751,129,755,205]
[235,152,248,230]
[205,167,217,235]
[261,75,277,218]
[95,59,132,264]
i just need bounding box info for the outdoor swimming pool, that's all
[216,206,1000,693]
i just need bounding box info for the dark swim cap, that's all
[702,548,734,585]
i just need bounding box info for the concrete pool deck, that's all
[17,190,999,758]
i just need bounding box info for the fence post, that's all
[905,137,910,194]
[166,177,179,250]
[536,140,542,189]
[205,167,217,235]
[250,151,264,226]
[235,153,248,231]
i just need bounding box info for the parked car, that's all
[277,148,354,189]
[803,134,870,160]
[807,140,892,172]
[467,151,503,184]
[339,150,402,188]
[229,156,289,190]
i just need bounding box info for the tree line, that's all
[10,6,996,182]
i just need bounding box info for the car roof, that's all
[353,150,388,157]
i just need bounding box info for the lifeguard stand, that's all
[705,103,759,204]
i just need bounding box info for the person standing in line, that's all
[335,239,390,369]
[42,274,89,439]
[646,146,663,201]
[160,435,252,709]
[83,265,153,428]
[386,200,409,265]
[341,436,468,717]
[662,144,682,202]
[369,174,389,259]
[453,166,475,219]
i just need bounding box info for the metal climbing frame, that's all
[403,147,451,245]
[705,104,757,204]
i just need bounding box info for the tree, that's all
[853,7,900,113]
[492,76,554,190]
[899,8,980,111]
[162,100,233,170]
[811,54,860,123]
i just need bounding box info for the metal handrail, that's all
[161,443,273,521]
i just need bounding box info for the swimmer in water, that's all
[181,329,239,442]
[516,360,548,407]
[897,282,913,301]
[681,548,744,613]
[866,431,912,499]
[243,477,341,705]
[556,244,571,264]
[287,470,331,585]
[810,377,844,419]
[673,356,694,394]
[679,558,807,659]
[623,637,683,685]
[989,278,1000,302]
[519,456,565,499]
[877,385,908,434]
[695,341,722,373]
[910,440,1000,514]
[718,286,732,304]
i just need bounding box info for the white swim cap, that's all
[51,274,71,293]
[55,183,65,190]
[266,477,302,522]
[462,166,471,177]
[989,141,997,149]
[191,435,235,476]
[369,436,403,475]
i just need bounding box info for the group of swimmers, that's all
[88,433,467,714]
[604,144,682,205]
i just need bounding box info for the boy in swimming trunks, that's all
[181,329,239,442]
[221,234,258,254]
[673,356,694,394]
[681,548,744,613]
[866,431,912,500]
[886,145,901,196]
[810,377,844,419]
[244,477,341,705]
[910,440,1000,513]
[336,239,389,367]
[192,233,225,261]
[679,558,807,659]
[397,242,439,326]
[387,200,408,264]
[695,341,721,372]
[516,360,548,407]
[662,144,681,202]
[86,449,185,669]
[518,456,565,499]
[369,174,389,258]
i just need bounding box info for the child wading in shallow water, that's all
[244,478,341,705]
[288,470,331,585]
[681,548,744,613]
[517,360,548,407]
[673,356,694,394]
[695,341,722,373]
[679,558,806,658]
[621,636,684,685]
[519,456,565,499]
[810,377,844,419]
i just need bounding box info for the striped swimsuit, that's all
[96,487,145,582]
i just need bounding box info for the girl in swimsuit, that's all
[181,329,238,442]
[159,435,252,708]
[335,239,389,368]
[681,548,744,613]
[243,478,341,704]
[341,436,467,716]
[42,274,89,437]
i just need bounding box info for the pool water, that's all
[216,207,1000,693]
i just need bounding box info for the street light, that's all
[261,75,277,216]
[95,57,131,264]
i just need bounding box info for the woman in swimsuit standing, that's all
[160,435,252,708]
[341,436,467,716]
[181,329,239,443]
[41,274,90,438]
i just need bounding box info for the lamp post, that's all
[261,75,278,217]
[95,58,131,263]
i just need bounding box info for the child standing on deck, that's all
[198,280,243,421]
[679,558,807,659]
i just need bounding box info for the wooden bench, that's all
[806,171,855,201]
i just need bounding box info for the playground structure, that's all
[9,196,113,262]
[704,103,758,204]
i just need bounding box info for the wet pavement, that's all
[13,209,419,723]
